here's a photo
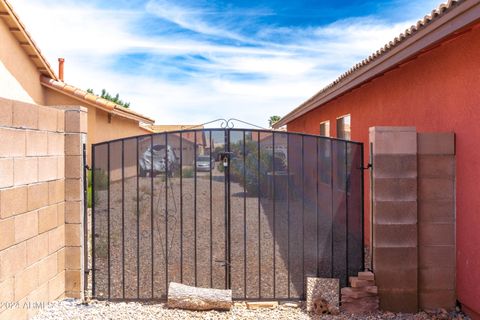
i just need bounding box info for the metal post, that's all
[83,143,89,297]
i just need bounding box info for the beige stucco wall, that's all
[0,18,45,105]
[44,88,150,163]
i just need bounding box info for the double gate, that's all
[90,128,364,301]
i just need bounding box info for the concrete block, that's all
[374,247,418,270]
[373,154,417,178]
[418,200,455,223]
[0,97,13,126]
[14,210,38,243]
[418,132,455,155]
[48,179,65,205]
[0,242,26,282]
[14,157,38,186]
[65,179,82,201]
[26,232,49,266]
[38,205,58,233]
[374,224,417,248]
[65,270,81,292]
[369,127,417,155]
[65,134,82,156]
[65,201,81,224]
[0,276,14,303]
[38,253,58,285]
[373,178,417,201]
[47,132,65,156]
[418,155,455,178]
[12,100,38,129]
[65,246,81,270]
[57,247,65,272]
[48,225,65,254]
[373,201,417,225]
[0,127,26,157]
[38,107,58,132]
[419,245,455,269]
[65,223,81,247]
[419,267,455,291]
[65,110,87,133]
[0,217,15,250]
[378,289,418,312]
[57,156,65,179]
[0,185,28,218]
[38,157,58,182]
[57,202,65,225]
[418,178,454,201]
[14,263,39,301]
[419,290,456,311]
[26,130,48,156]
[0,158,13,189]
[48,270,65,300]
[57,110,65,132]
[65,155,82,179]
[26,282,49,319]
[27,183,49,211]
[419,223,455,246]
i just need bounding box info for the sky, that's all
[10,0,441,128]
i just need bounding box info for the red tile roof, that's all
[41,76,155,124]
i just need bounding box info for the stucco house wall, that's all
[286,22,480,317]
[0,14,45,105]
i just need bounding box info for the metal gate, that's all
[90,127,364,301]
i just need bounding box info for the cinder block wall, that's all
[370,127,456,313]
[0,98,86,319]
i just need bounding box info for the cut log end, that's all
[167,282,233,311]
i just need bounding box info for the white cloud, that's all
[9,0,432,128]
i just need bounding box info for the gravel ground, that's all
[32,299,469,320]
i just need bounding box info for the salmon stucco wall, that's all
[44,88,150,164]
[287,23,480,316]
[0,17,45,105]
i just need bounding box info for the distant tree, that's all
[86,88,130,108]
[269,115,281,127]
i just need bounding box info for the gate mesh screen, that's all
[91,129,364,300]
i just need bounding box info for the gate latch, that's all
[218,152,233,168]
[214,259,230,267]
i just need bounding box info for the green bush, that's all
[182,167,194,178]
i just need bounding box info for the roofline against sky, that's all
[274,0,480,128]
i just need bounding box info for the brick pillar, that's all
[370,127,418,312]
[417,133,456,310]
[63,107,87,298]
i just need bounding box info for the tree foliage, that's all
[86,88,131,108]
[269,115,281,127]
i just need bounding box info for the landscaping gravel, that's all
[32,299,469,320]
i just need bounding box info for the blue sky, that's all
[11,0,440,127]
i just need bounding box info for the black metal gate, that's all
[90,127,364,301]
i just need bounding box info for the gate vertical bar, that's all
[165,133,169,295]
[360,143,365,271]
[121,140,125,299]
[107,143,111,299]
[83,143,88,296]
[345,141,349,285]
[150,137,154,298]
[272,132,276,298]
[180,133,183,284]
[330,140,334,278]
[209,131,213,288]
[257,132,261,299]
[136,137,140,298]
[301,136,305,298]
[194,132,198,287]
[315,138,320,277]
[243,131,247,299]
[287,135,291,299]
[91,145,96,298]
[225,129,231,290]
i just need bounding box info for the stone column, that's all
[370,127,418,312]
[417,133,456,310]
[63,107,87,298]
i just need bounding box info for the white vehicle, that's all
[139,144,177,177]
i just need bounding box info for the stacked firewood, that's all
[341,271,379,314]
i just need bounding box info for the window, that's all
[336,114,351,140]
[320,121,330,137]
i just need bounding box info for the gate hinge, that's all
[85,165,91,171]
[359,163,372,170]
